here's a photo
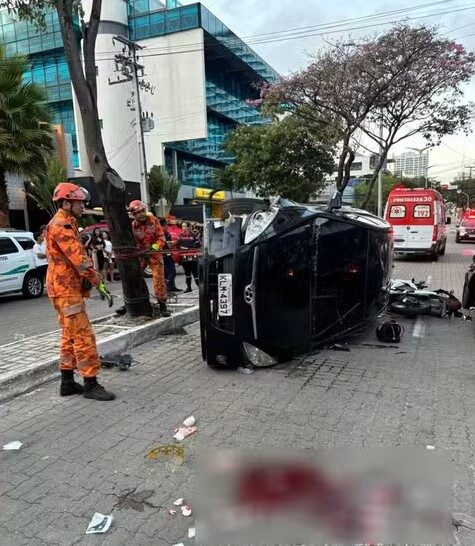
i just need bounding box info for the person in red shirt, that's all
[129,200,170,317]
[46,183,115,401]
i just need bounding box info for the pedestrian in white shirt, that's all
[33,232,48,281]
[102,232,115,282]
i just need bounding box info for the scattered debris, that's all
[173,498,184,506]
[188,526,196,538]
[358,342,400,350]
[453,512,475,531]
[181,505,192,517]
[172,543,184,546]
[145,444,185,465]
[169,509,178,516]
[100,354,132,371]
[13,333,25,341]
[237,366,254,374]
[42,456,50,460]
[426,445,436,450]
[86,513,113,534]
[328,343,350,352]
[173,426,197,442]
[462,314,473,322]
[183,415,196,427]
[3,441,22,451]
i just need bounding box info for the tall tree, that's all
[0,44,53,227]
[0,0,152,317]
[260,25,475,203]
[215,116,336,202]
[26,157,66,218]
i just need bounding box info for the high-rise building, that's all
[1,0,278,217]
[392,151,429,178]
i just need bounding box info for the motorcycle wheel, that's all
[390,300,431,317]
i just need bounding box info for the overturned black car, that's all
[199,195,393,369]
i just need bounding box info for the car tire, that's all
[430,251,439,261]
[455,235,461,243]
[221,198,266,216]
[390,301,431,317]
[439,242,446,256]
[21,271,44,298]
[144,265,152,278]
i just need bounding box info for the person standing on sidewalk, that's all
[33,231,48,283]
[177,222,201,293]
[128,200,170,317]
[159,217,181,294]
[45,183,115,401]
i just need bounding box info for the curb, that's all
[0,306,199,403]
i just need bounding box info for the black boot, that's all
[184,277,192,293]
[83,377,115,401]
[159,300,171,317]
[60,370,84,396]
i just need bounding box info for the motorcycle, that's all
[389,279,462,318]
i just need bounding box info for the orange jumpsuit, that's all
[45,209,101,378]
[131,213,167,301]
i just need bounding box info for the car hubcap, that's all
[29,278,41,296]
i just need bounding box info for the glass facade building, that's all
[128,1,279,188]
[1,1,278,188]
[0,9,80,168]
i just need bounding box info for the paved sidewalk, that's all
[0,240,474,545]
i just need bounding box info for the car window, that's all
[389,205,406,218]
[13,237,35,250]
[414,204,431,218]
[0,237,19,255]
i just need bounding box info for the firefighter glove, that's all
[97,280,113,307]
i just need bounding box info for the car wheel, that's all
[430,251,439,261]
[455,235,461,243]
[439,243,446,256]
[21,271,44,298]
[390,301,431,317]
[144,265,152,278]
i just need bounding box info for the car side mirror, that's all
[327,191,342,212]
[446,217,451,225]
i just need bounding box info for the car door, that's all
[408,203,433,249]
[0,237,26,293]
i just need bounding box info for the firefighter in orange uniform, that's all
[46,183,115,401]
[128,200,171,317]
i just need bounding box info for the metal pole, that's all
[131,46,149,206]
[377,120,383,217]
[22,182,29,232]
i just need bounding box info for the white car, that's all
[0,230,44,298]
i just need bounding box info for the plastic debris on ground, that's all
[172,543,184,546]
[188,526,196,538]
[328,343,350,352]
[183,415,196,427]
[426,445,436,450]
[237,366,254,374]
[173,426,197,442]
[173,498,184,506]
[100,354,132,371]
[3,441,22,451]
[85,513,113,534]
[181,505,192,517]
[169,509,178,515]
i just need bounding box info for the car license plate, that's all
[218,273,233,316]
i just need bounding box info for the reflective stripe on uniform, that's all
[63,303,85,317]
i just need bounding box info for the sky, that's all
[183,0,475,182]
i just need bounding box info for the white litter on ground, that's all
[3,441,22,451]
[85,513,113,534]
[183,415,196,427]
[173,498,184,506]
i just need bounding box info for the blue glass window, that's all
[2,23,15,43]
[134,15,150,40]
[16,39,30,54]
[181,6,198,30]
[165,10,180,33]
[28,35,43,54]
[150,11,165,35]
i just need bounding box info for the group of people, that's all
[42,183,202,402]
[84,228,115,282]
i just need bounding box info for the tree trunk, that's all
[0,168,10,228]
[56,2,152,318]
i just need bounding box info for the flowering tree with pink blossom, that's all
[259,25,475,207]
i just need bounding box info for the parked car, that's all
[0,230,44,298]
[200,195,393,369]
[455,214,475,243]
[384,187,448,260]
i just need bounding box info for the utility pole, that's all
[377,120,383,217]
[465,164,475,180]
[108,35,155,206]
